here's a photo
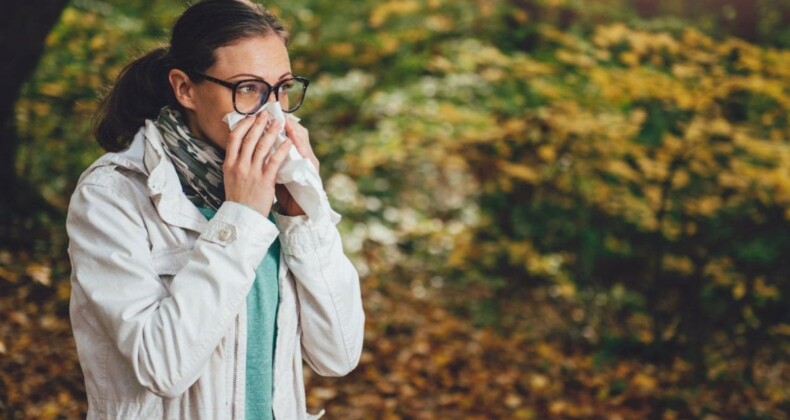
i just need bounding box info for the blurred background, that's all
[1,0,790,418]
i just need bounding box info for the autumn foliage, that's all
[2,0,790,418]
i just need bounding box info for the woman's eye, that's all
[238,83,261,95]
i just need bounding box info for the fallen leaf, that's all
[25,263,52,287]
[311,387,337,400]
[505,393,522,408]
[0,265,19,282]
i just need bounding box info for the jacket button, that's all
[218,228,231,241]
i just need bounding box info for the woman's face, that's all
[179,35,291,149]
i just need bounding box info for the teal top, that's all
[198,208,280,420]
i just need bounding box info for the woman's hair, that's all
[93,0,289,152]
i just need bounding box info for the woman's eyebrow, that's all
[228,73,264,80]
[228,72,293,82]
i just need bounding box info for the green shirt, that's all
[199,208,280,420]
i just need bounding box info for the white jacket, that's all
[67,120,364,419]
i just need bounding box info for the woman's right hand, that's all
[223,111,293,217]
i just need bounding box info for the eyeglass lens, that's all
[234,79,306,114]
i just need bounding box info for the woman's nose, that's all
[263,90,278,104]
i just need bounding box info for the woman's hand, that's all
[274,117,321,216]
[223,111,292,217]
[285,117,319,171]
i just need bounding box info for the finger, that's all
[286,119,320,170]
[237,111,270,165]
[262,138,293,183]
[225,114,256,164]
[285,118,302,147]
[284,120,317,171]
[286,119,312,147]
[252,118,282,170]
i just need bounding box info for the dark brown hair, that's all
[93,0,288,151]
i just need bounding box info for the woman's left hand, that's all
[275,117,320,216]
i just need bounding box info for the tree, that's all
[0,1,70,226]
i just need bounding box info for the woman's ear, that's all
[168,69,197,111]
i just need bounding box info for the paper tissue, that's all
[222,102,331,222]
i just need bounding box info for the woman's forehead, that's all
[211,35,291,80]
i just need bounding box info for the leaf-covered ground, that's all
[0,246,788,419]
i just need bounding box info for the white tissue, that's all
[222,102,331,222]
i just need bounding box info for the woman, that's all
[66,1,364,419]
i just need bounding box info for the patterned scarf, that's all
[155,106,226,210]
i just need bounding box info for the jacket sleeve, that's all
[274,210,365,377]
[67,173,278,398]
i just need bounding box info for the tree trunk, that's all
[0,0,70,222]
[706,0,760,42]
[632,0,660,18]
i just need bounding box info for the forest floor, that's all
[0,237,788,419]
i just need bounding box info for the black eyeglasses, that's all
[192,71,310,114]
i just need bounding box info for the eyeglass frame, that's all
[190,71,310,114]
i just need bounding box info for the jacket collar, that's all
[112,120,209,233]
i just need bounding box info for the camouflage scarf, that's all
[155,106,226,210]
